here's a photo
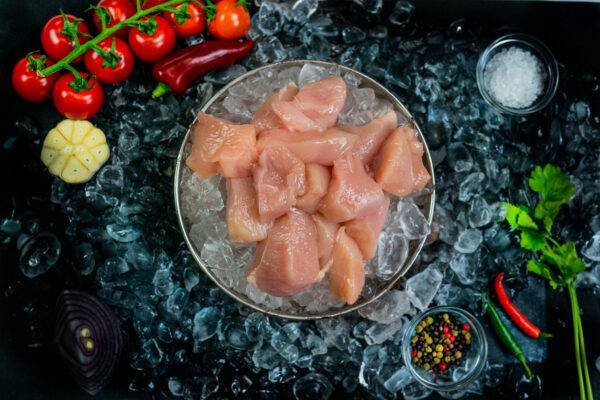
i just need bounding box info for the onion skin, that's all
[54,290,123,395]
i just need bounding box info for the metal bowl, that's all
[174,60,436,320]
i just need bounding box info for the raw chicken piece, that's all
[374,125,431,197]
[253,83,299,133]
[329,227,365,305]
[312,213,339,266]
[246,208,321,296]
[318,154,385,223]
[257,127,357,166]
[186,113,257,178]
[341,111,397,165]
[345,195,390,259]
[226,177,271,243]
[253,146,306,223]
[296,164,331,213]
[271,77,347,132]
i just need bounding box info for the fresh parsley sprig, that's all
[503,164,593,400]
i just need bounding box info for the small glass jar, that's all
[401,306,488,393]
[476,33,559,115]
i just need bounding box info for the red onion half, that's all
[54,290,123,395]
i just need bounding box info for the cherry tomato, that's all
[41,14,91,61]
[12,54,59,102]
[164,1,206,38]
[92,0,136,37]
[53,72,104,119]
[141,0,166,9]
[128,16,176,63]
[84,38,134,84]
[206,0,250,40]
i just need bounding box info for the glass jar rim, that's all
[401,306,488,392]
[476,33,559,116]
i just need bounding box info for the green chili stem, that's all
[39,0,187,77]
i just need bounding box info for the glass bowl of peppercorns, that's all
[401,306,488,392]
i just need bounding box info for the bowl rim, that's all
[401,305,488,391]
[476,33,560,116]
[173,59,436,320]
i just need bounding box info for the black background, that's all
[0,1,599,399]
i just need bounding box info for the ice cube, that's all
[468,196,492,228]
[395,200,430,240]
[374,231,409,280]
[447,143,473,173]
[449,253,477,285]
[582,233,600,261]
[257,2,284,35]
[364,319,403,345]
[458,172,485,202]
[19,232,61,278]
[454,228,483,254]
[165,287,188,318]
[401,381,432,400]
[74,242,95,276]
[389,0,415,26]
[193,307,222,345]
[200,239,234,270]
[292,372,332,400]
[358,290,412,324]
[168,377,185,397]
[291,0,319,23]
[106,223,142,243]
[384,366,413,393]
[342,27,366,44]
[183,267,200,291]
[405,265,443,310]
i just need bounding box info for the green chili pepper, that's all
[483,294,533,378]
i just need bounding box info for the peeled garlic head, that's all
[41,120,110,184]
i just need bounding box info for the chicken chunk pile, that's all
[187,76,431,305]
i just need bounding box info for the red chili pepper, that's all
[494,272,552,339]
[151,39,254,97]
[462,323,471,331]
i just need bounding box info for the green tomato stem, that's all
[39,0,187,77]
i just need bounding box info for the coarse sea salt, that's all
[483,46,545,109]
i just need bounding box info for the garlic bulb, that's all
[41,120,110,184]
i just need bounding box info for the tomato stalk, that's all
[63,64,96,92]
[38,0,189,77]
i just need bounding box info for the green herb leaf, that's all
[520,230,546,251]
[541,242,586,279]
[526,259,561,289]
[529,164,575,232]
[203,0,217,22]
[504,203,538,230]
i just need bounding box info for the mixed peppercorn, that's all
[410,312,472,375]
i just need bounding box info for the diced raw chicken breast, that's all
[256,127,357,166]
[328,227,365,305]
[345,195,390,260]
[297,164,331,213]
[253,146,306,223]
[246,208,321,296]
[341,111,397,165]
[186,113,257,178]
[253,83,299,133]
[312,213,339,266]
[226,177,271,243]
[374,125,431,197]
[318,154,385,223]
[271,77,347,132]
